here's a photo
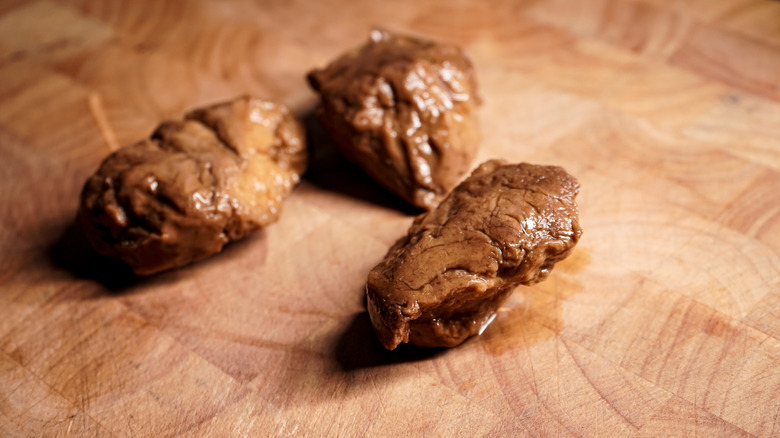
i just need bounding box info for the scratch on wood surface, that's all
[88,92,119,152]
[560,337,640,431]
[694,391,698,438]
[747,204,780,237]
[368,373,388,419]
[519,310,540,395]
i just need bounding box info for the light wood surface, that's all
[1,0,779,436]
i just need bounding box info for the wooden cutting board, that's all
[1,0,779,436]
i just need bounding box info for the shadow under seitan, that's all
[300,107,422,216]
[48,220,266,297]
[333,311,447,372]
[333,248,589,369]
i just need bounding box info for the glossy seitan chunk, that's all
[366,160,582,349]
[308,30,480,210]
[78,96,307,275]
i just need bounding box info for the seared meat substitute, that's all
[366,160,582,349]
[79,96,307,275]
[308,30,480,210]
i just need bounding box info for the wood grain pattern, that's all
[1,0,779,436]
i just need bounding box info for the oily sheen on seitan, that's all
[366,160,582,349]
[308,30,480,210]
[78,96,307,275]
